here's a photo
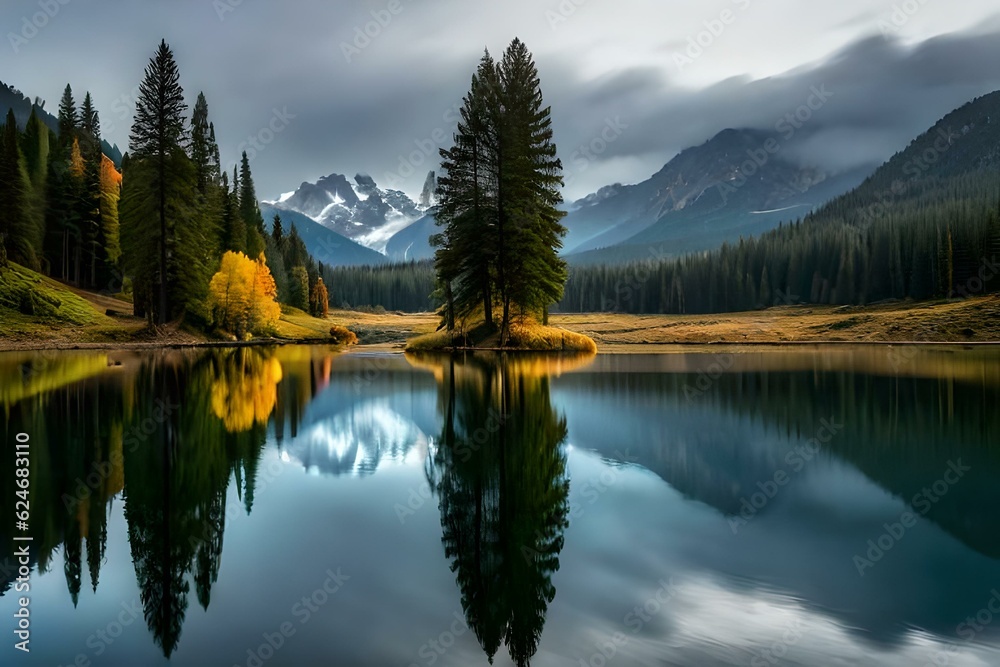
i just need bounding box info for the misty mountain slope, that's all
[804,89,1000,225]
[260,204,386,267]
[384,213,438,262]
[267,172,425,252]
[562,128,873,264]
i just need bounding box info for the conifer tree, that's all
[496,38,567,331]
[79,92,106,288]
[46,84,80,280]
[122,39,201,323]
[435,50,499,330]
[0,110,36,267]
[434,39,566,343]
[239,152,266,257]
[271,214,284,246]
[310,277,329,318]
[20,107,48,263]
[221,168,246,253]
[190,92,224,258]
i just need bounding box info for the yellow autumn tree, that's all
[207,251,282,338]
[69,137,85,177]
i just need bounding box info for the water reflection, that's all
[555,350,1000,651]
[413,352,595,666]
[0,346,339,658]
[1,345,999,666]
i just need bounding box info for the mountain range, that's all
[561,129,874,264]
[264,171,434,254]
[9,75,996,272]
[267,128,876,267]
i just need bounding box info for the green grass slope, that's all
[0,263,113,333]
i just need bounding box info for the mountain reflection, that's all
[412,352,596,667]
[2,345,999,664]
[287,401,430,476]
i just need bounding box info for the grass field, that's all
[2,260,999,351]
[336,295,1000,350]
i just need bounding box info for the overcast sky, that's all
[3,0,1000,201]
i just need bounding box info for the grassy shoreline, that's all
[405,320,598,354]
[2,263,999,352]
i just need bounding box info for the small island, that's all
[406,40,597,353]
[406,318,597,353]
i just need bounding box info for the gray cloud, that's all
[1,0,998,201]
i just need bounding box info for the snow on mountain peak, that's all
[265,171,427,253]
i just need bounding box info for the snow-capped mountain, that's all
[266,172,428,253]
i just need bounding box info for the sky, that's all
[2,0,1000,202]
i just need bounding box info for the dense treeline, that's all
[319,171,1000,315]
[0,87,121,290]
[558,172,1000,314]
[0,39,329,334]
[322,260,436,312]
[433,38,567,341]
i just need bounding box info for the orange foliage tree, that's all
[207,251,282,337]
[99,154,122,266]
[310,277,329,318]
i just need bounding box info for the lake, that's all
[1,345,999,666]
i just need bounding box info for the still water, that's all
[1,345,999,666]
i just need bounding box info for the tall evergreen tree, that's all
[190,92,224,257]
[0,110,37,267]
[497,38,567,330]
[220,169,246,254]
[19,107,49,266]
[46,84,80,280]
[122,39,201,324]
[435,50,500,330]
[238,152,266,258]
[271,214,284,246]
[79,92,107,288]
[434,39,566,343]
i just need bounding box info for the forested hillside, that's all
[0,42,334,337]
[558,92,1000,314]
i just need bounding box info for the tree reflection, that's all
[414,352,594,666]
[0,346,336,658]
[210,349,284,433]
